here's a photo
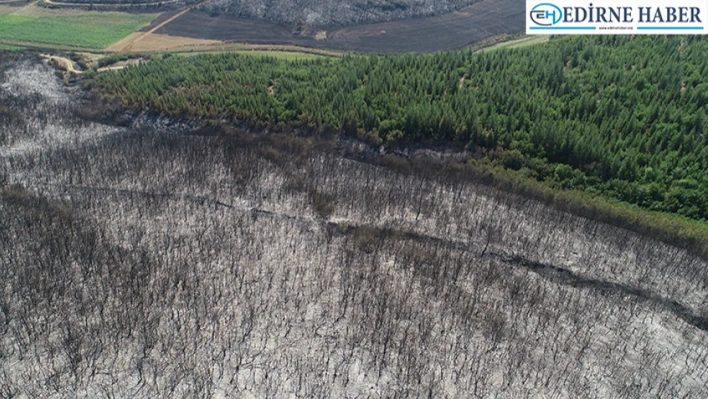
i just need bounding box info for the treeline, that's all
[96,36,708,222]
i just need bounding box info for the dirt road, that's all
[40,54,81,74]
[108,1,210,53]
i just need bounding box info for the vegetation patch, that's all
[0,11,157,49]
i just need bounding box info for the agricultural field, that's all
[158,0,525,53]
[323,0,525,52]
[105,32,220,53]
[136,9,182,32]
[0,3,158,50]
[157,11,316,46]
[0,0,527,54]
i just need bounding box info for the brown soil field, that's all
[106,31,144,52]
[157,0,525,53]
[108,32,220,52]
[106,6,192,52]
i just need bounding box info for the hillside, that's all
[202,0,480,27]
[156,0,524,53]
[1,55,707,398]
[97,36,708,230]
[0,0,523,54]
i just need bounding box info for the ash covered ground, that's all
[1,57,707,398]
[204,0,481,27]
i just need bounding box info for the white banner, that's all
[526,0,708,34]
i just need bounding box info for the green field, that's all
[0,12,157,50]
[0,43,20,50]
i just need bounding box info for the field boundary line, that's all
[113,0,214,53]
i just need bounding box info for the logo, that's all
[530,3,563,26]
[526,0,708,34]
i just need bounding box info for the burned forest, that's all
[1,57,708,398]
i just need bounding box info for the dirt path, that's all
[41,53,140,74]
[109,2,205,53]
[40,54,81,74]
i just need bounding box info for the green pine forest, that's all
[96,35,708,225]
